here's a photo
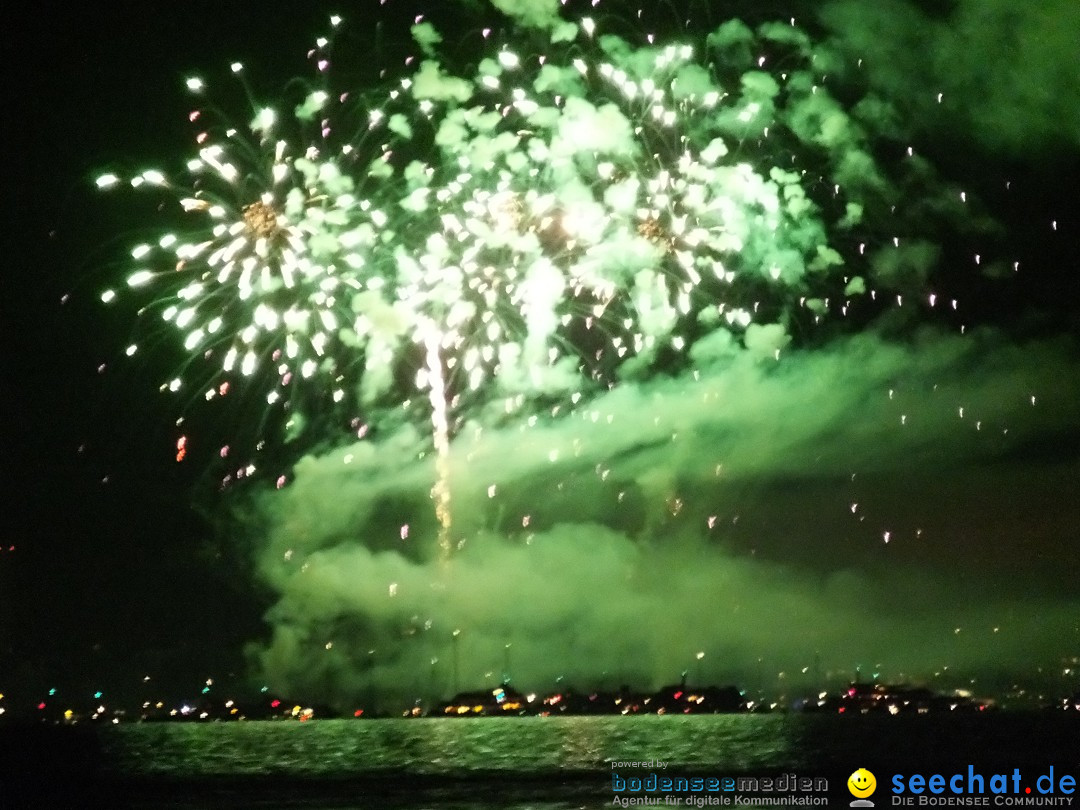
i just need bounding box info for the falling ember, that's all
[242,200,281,239]
[636,217,671,249]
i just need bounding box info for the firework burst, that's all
[98,6,926,534]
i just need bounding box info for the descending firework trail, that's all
[99,7,954,559]
[421,323,454,559]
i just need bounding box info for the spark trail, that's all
[422,323,454,559]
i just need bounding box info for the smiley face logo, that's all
[848,768,877,799]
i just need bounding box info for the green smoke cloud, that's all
[489,0,562,29]
[250,329,1080,706]
[820,0,1080,151]
[226,5,1078,709]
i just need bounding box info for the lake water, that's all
[5,713,1079,809]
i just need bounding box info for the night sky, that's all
[3,0,1079,713]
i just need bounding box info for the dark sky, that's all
[2,0,1078,711]
[2,1,342,699]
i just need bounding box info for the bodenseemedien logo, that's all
[849,768,877,807]
[610,771,830,806]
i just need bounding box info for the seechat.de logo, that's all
[849,768,878,807]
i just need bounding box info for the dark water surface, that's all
[3,714,1078,809]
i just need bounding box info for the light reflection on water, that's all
[102,714,797,777]
[94,713,1079,810]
